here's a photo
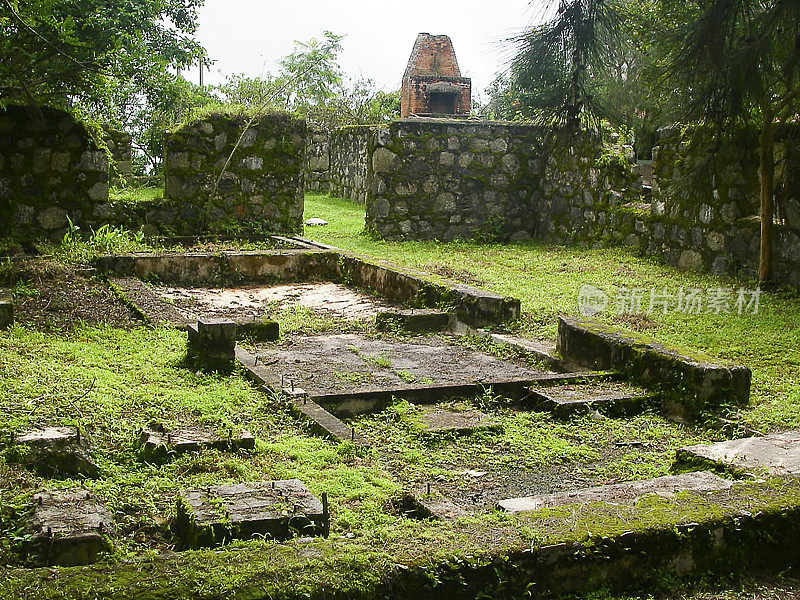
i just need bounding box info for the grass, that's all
[1,190,799,598]
[303,193,800,432]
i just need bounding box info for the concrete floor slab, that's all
[154,282,398,321]
[415,406,502,436]
[498,471,733,513]
[252,333,550,399]
[173,480,328,548]
[677,431,800,475]
[28,489,114,566]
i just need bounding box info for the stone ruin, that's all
[400,33,471,118]
[0,105,110,239]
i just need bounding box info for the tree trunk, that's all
[758,115,775,284]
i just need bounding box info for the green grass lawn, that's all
[303,193,800,432]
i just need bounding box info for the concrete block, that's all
[11,427,99,478]
[556,316,751,417]
[676,431,800,476]
[173,480,329,548]
[138,423,255,462]
[187,319,237,369]
[28,489,114,566]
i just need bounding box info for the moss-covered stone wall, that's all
[650,125,800,286]
[329,125,374,204]
[0,105,110,239]
[305,125,330,193]
[163,111,305,236]
[327,119,639,243]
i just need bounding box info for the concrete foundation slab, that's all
[415,406,502,435]
[173,480,329,548]
[252,333,549,399]
[156,282,398,321]
[677,431,800,475]
[28,489,114,566]
[138,423,255,461]
[498,471,733,513]
[526,381,653,418]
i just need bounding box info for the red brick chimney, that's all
[400,33,472,118]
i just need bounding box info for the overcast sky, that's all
[194,0,540,102]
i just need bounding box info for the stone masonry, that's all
[0,105,110,239]
[163,111,305,235]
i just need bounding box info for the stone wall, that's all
[329,125,374,204]
[0,105,110,239]
[305,125,330,193]
[367,120,550,241]
[649,125,800,286]
[325,119,638,243]
[163,111,305,236]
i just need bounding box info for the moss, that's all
[5,478,800,599]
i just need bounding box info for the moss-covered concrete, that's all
[3,477,800,599]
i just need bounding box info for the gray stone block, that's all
[173,480,329,548]
[28,489,114,566]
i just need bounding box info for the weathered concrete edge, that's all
[308,372,618,417]
[234,346,368,445]
[4,477,800,599]
[95,247,522,327]
[556,316,752,416]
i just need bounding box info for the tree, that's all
[509,0,800,282]
[663,0,800,283]
[0,0,205,108]
[507,0,626,129]
[217,32,399,129]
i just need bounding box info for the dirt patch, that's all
[1,259,140,332]
[426,264,486,287]
[152,282,398,322]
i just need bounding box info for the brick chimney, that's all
[400,33,472,118]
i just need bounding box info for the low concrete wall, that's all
[556,316,751,417]
[96,247,521,328]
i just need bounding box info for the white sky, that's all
[194,0,541,102]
